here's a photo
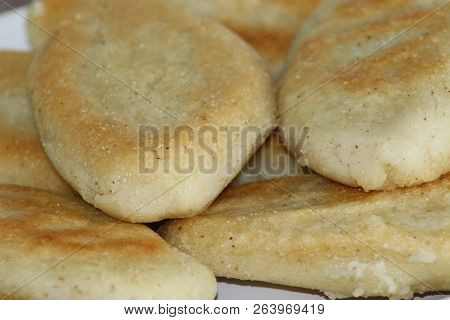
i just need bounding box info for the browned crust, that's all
[0,51,73,195]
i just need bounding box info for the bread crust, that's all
[28,0,323,75]
[0,184,216,299]
[0,51,72,195]
[279,0,450,190]
[161,174,450,299]
[29,0,276,222]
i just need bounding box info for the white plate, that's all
[0,7,447,301]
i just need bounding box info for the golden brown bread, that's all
[27,0,323,75]
[161,174,450,299]
[29,0,275,223]
[171,0,324,75]
[0,51,72,195]
[0,184,216,299]
[279,0,450,190]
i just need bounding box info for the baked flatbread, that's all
[279,0,450,190]
[172,0,323,75]
[161,174,450,299]
[0,184,216,299]
[0,51,72,195]
[29,0,275,222]
[27,0,323,75]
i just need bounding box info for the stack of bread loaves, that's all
[0,0,448,299]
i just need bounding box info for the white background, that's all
[0,300,449,320]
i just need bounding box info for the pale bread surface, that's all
[0,51,72,195]
[27,0,322,75]
[0,184,216,299]
[29,0,275,222]
[279,0,450,190]
[161,174,450,299]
